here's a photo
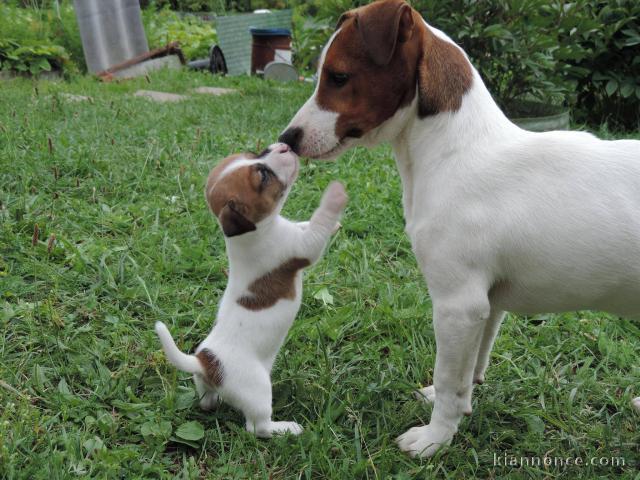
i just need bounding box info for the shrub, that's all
[0,3,79,75]
[143,8,218,60]
[557,0,639,130]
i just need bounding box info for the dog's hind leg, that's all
[194,374,219,410]
[633,397,640,413]
[221,365,302,438]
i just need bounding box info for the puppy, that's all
[155,143,347,437]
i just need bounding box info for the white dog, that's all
[279,0,640,457]
[156,143,347,438]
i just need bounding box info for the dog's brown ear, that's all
[219,202,256,237]
[416,28,474,117]
[336,10,354,30]
[356,0,415,66]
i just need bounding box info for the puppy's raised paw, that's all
[321,181,348,215]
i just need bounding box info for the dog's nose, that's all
[278,127,303,154]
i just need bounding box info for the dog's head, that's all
[205,143,298,237]
[278,0,473,159]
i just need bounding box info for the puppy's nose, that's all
[269,143,291,154]
[278,127,303,154]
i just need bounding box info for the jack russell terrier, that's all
[155,143,347,438]
[279,0,640,458]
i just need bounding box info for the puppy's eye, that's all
[256,164,272,185]
[328,71,349,88]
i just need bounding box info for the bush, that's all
[557,0,639,130]
[0,3,80,75]
[143,8,217,60]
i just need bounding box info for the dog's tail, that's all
[155,322,204,375]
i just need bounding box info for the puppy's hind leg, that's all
[194,374,219,411]
[632,397,640,413]
[221,365,302,438]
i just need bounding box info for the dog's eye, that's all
[328,71,349,88]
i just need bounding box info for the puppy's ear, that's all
[356,0,415,66]
[219,202,256,237]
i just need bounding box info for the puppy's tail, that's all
[155,322,203,375]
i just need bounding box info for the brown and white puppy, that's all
[280,0,640,458]
[156,143,347,438]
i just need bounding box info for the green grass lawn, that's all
[1,69,638,479]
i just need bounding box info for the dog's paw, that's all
[396,424,454,458]
[414,385,436,404]
[321,181,348,214]
[252,421,303,438]
[632,397,640,413]
[199,391,219,411]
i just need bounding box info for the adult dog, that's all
[279,0,640,458]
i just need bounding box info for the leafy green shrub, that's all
[0,3,78,75]
[143,8,217,59]
[0,39,71,75]
[556,0,639,130]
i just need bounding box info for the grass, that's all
[0,69,638,479]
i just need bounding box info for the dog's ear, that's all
[356,0,415,66]
[219,202,256,237]
[335,10,354,30]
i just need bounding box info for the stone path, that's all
[133,90,189,103]
[132,87,238,103]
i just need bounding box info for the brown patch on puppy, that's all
[238,257,311,310]
[316,0,473,139]
[196,348,224,386]
[205,154,286,237]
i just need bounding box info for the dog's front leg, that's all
[397,279,490,458]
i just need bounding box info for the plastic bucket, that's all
[249,27,291,75]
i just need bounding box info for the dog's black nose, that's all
[278,127,303,154]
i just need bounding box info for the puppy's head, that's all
[205,143,298,237]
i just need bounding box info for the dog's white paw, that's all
[199,391,219,411]
[252,421,303,438]
[414,385,436,404]
[632,397,640,413]
[396,424,454,458]
[321,181,348,214]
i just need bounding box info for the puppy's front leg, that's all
[398,278,490,458]
[298,181,347,263]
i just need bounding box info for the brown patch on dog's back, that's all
[237,257,310,310]
[196,348,224,386]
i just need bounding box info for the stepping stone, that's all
[192,86,237,96]
[133,89,188,102]
[59,93,92,102]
